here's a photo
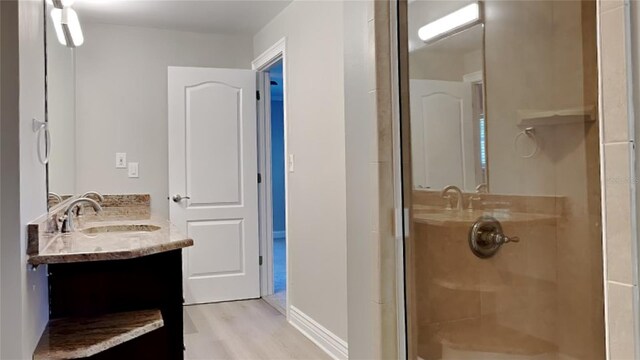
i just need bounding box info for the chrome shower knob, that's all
[468,216,519,258]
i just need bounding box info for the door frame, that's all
[389,1,408,358]
[252,37,289,317]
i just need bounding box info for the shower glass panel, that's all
[401,1,604,359]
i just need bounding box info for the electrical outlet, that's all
[128,162,139,178]
[116,153,127,168]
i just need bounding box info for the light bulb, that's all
[418,3,480,43]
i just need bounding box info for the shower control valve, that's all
[468,216,519,258]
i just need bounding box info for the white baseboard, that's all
[289,305,348,360]
[273,230,286,239]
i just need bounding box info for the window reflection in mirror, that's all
[408,1,487,193]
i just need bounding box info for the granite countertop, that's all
[33,309,163,360]
[28,216,193,265]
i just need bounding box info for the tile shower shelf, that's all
[33,309,164,360]
[517,105,596,127]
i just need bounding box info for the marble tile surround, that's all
[342,1,402,358]
[598,0,639,358]
[411,190,571,358]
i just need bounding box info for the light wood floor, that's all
[263,290,287,315]
[184,299,330,360]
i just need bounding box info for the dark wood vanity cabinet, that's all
[47,250,185,359]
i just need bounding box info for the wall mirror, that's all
[407,0,487,193]
[45,0,77,208]
[43,0,292,214]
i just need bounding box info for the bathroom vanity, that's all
[28,195,193,360]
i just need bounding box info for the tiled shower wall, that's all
[345,0,399,358]
[600,0,639,359]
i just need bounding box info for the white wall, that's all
[74,23,254,217]
[344,0,378,357]
[253,0,348,342]
[1,0,50,358]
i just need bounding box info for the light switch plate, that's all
[288,154,295,173]
[116,153,127,168]
[128,162,139,178]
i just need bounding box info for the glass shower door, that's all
[401,1,604,359]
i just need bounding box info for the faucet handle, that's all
[500,235,520,244]
[47,213,62,233]
[467,195,482,211]
[60,214,72,233]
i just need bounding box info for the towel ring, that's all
[33,118,51,165]
[514,127,539,159]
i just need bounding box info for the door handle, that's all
[172,194,191,203]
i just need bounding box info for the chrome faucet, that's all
[441,185,464,211]
[81,191,105,203]
[77,191,104,216]
[61,197,103,233]
[48,192,63,203]
[475,183,488,193]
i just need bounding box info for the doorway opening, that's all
[265,60,286,312]
[253,39,288,316]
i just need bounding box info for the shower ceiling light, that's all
[418,3,481,43]
[51,8,84,48]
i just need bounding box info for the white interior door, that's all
[168,66,259,304]
[409,79,474,191]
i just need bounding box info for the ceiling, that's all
[73,0,293,35]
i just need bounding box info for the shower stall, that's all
[398,1,605,359]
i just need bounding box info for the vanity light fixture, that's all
[418,2,482,44]
[51,7,84,48]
